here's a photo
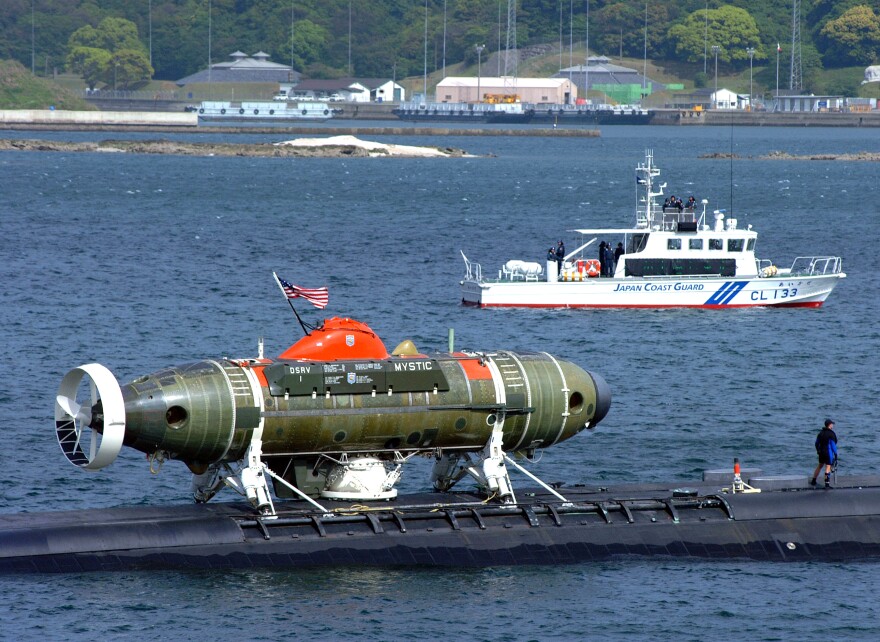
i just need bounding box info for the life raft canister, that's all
[586,259,601,278]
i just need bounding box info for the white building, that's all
[435,77,577,104]
[710,88,747,110]
[292,78,405,103]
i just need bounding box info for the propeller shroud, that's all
[55,363,125,470]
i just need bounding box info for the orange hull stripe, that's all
[458,358,493,380]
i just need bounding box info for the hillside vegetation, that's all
[1,1,879,97]
[0,60,94,110]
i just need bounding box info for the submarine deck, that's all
[3,474,880,572]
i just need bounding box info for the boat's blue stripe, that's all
[705,281,747,306]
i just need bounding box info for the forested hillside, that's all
[2,1,878,92]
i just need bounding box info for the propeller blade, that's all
[56,394,82,419]
[90,428,97,460]
[73,421,84,455]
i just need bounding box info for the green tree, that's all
[819,5,880,66]
[667,5,763,67]
[66,16,152,88]
[68,17,144,53]
[288,19,329,72]
[66,46,111,89]
[110,48,153,89]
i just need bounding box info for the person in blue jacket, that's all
[811,419,838,488]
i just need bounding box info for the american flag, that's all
[275,275,329,309]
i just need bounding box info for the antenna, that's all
[790,0,802,91]
[729,122,734,216]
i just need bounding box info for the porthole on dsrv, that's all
[166,405,188,429]
[486,414,497,426]
[569,392,584,414]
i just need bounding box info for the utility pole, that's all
[712,45,720,109]
[348,0,352,75]
[31,0,35,75]
[423,0,428,98]
[475,44,485,103]
[442,0,447,79]
[776,42,780,111]
[746,47,755,111]
[790,0,802,91]
[642,2,648,103]
[584,0,589,104]
[703,1,708,75]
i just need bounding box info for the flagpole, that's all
[272,272,310,336]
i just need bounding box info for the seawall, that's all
[651,108,880,127]
[0,109,197,127]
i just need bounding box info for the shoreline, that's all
[0,136,480,158]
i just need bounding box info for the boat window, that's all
[689,239,703,250]
[709,239,723,250]
[747,238,756,251]
[728,239,745,252]
[630,234,649,253]
[667,238,681,250]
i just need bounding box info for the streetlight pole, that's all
[775,43,780,112]
[746,47,755,111]
[711,45,720,109]
[475,44,485,103]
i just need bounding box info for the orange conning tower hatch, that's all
[278,317,391,361]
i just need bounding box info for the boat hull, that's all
[4,476,880,571]
[461,274,844,308]
[530,109,653,125]
[196,101,336,123]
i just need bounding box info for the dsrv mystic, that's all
[54,316,610,515]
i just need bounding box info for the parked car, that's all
[272,93,288,101]
[328,93,343,102]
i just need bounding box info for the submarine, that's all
[3,315,880,572]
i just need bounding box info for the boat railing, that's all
[636,205,699,231]
[789,256,843,276]
[461,252,482,282]
[756,259,775,276]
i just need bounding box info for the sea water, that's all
[1,125,878,640]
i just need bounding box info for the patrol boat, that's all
[460,151,846,308]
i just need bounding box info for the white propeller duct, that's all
[55,363,125,470]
